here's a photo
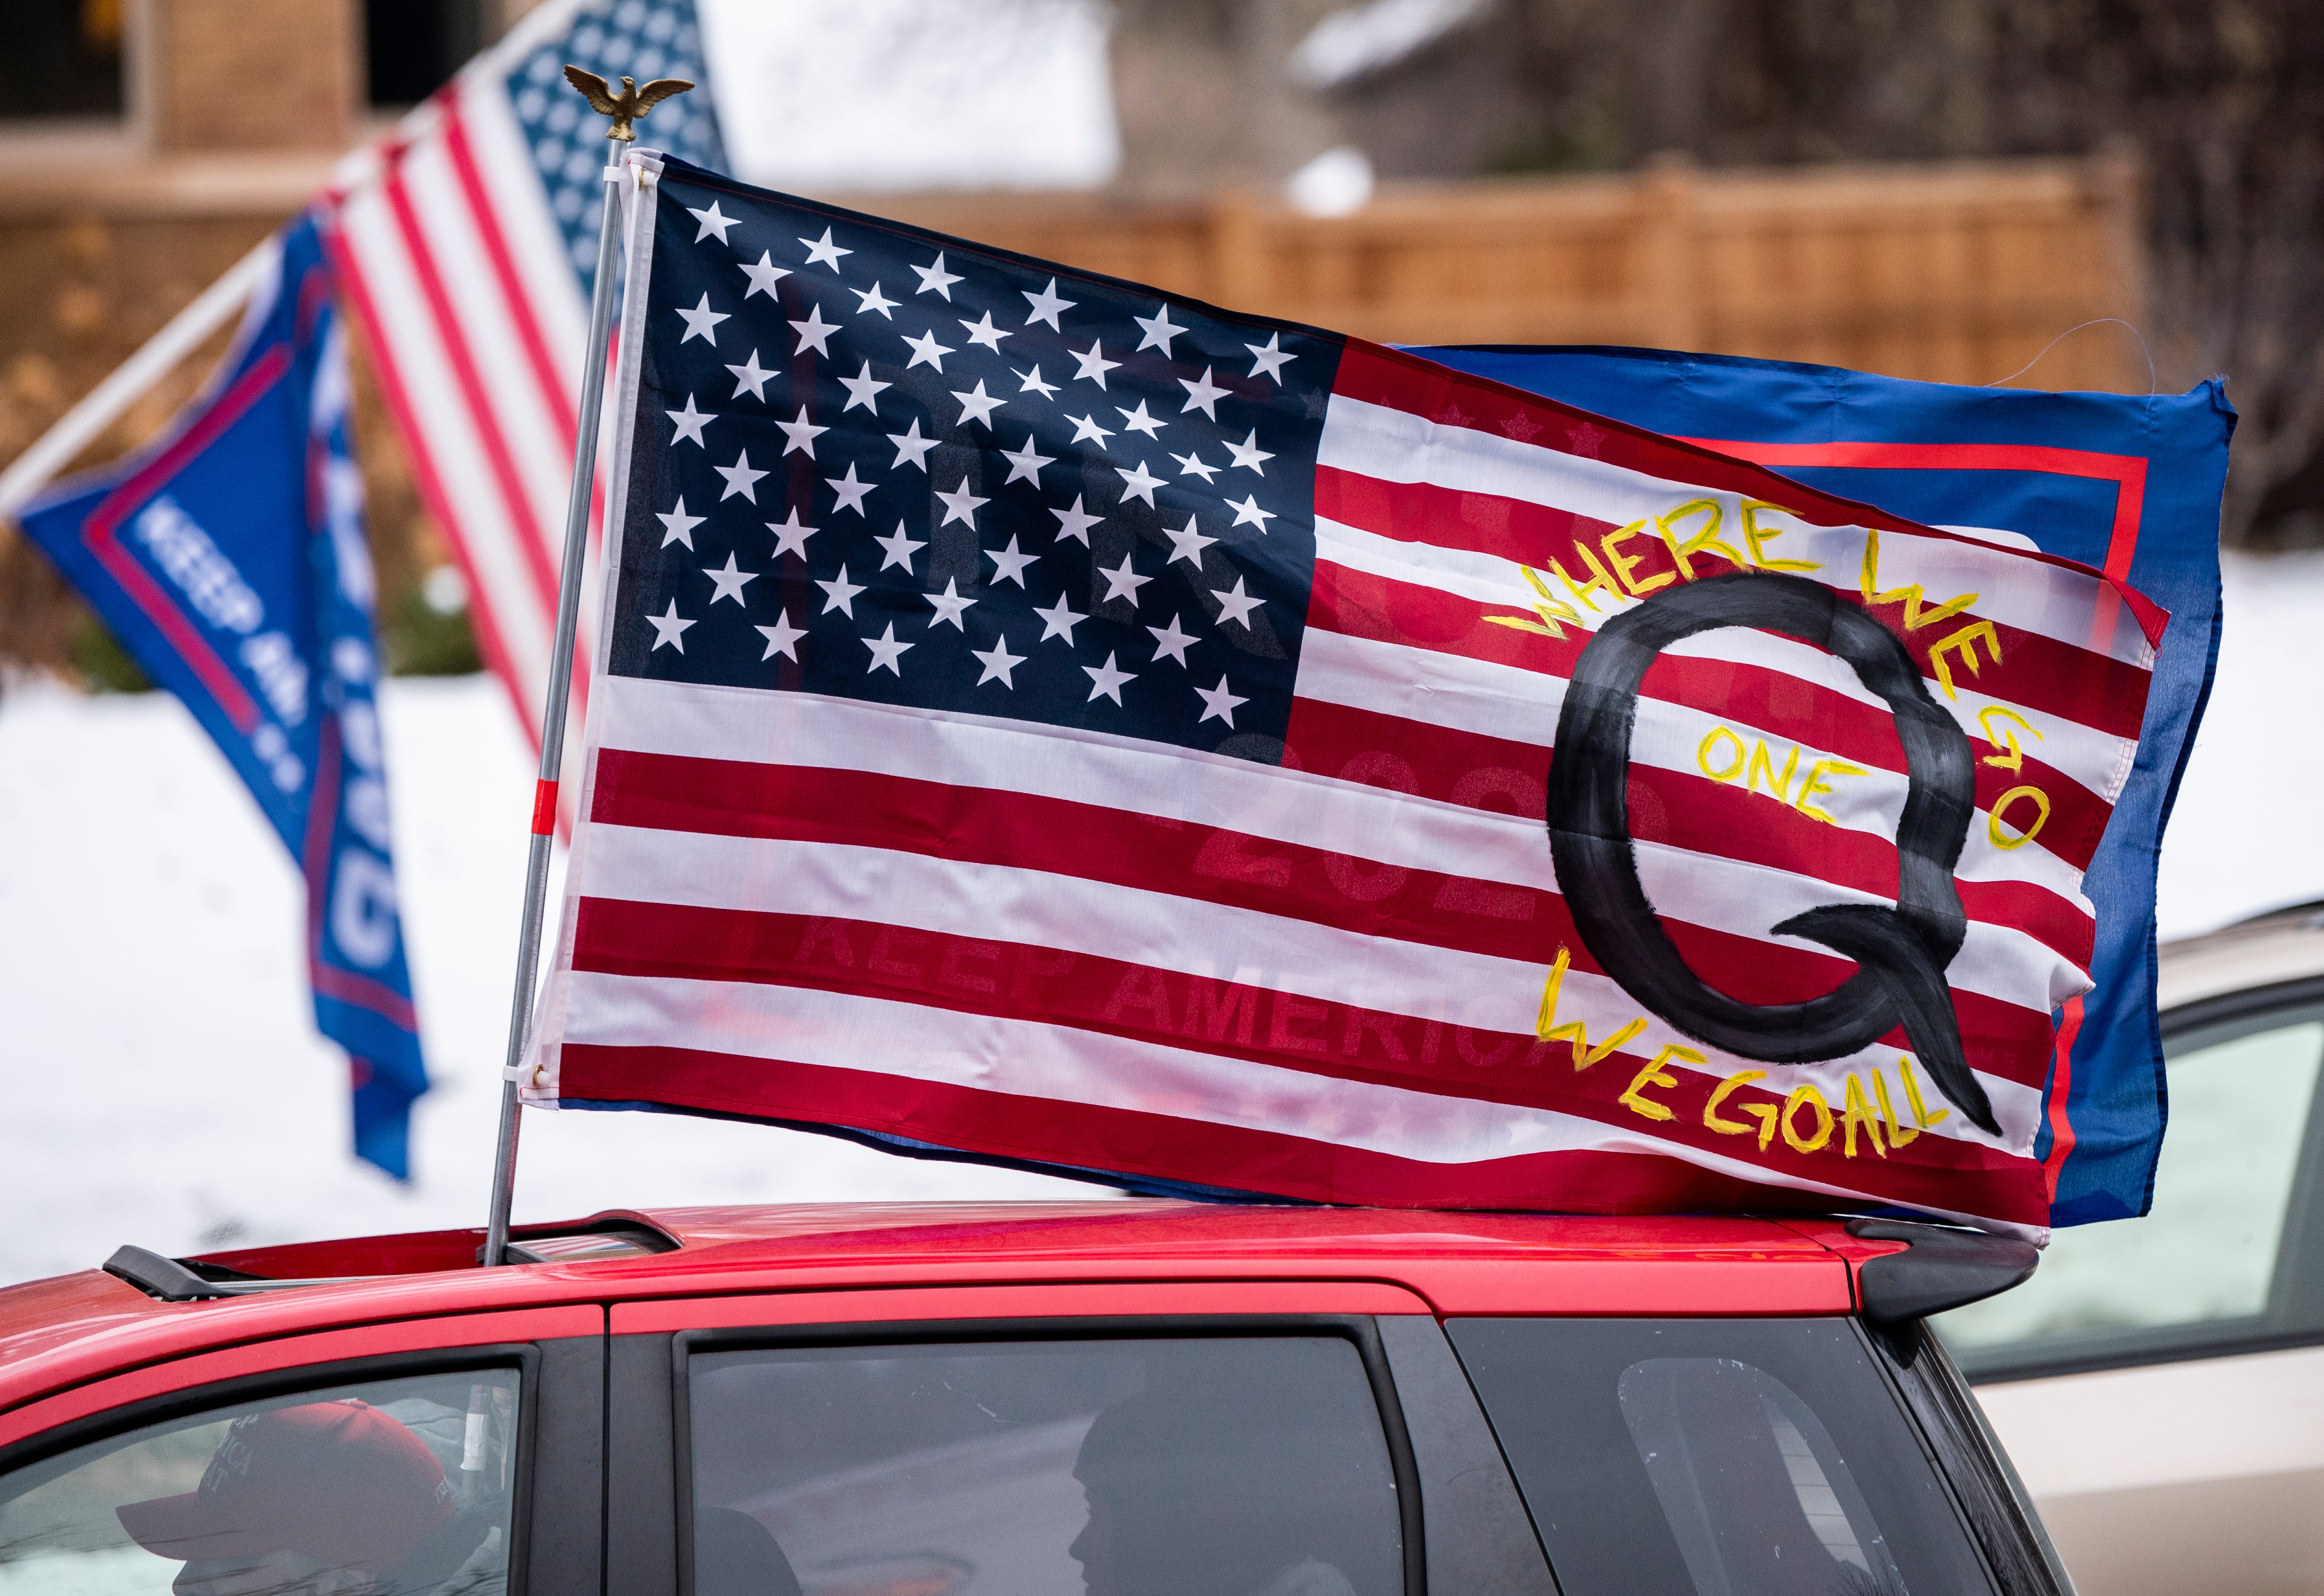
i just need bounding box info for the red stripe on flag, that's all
[324,224,540,748]
[379,167,562,618]
[584,749,2061,1083]
[1314,471,2152,741]
[1306,559,2123,863]
[554,1039,2046,1221]
[441,103,578,454]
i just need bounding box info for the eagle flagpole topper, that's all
[481,65,694,1269]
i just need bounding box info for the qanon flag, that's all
[1416,344,2232,1229]
[17,216,426,1177]
[524,153,2164,1236]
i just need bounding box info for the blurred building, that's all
[0,0,2152,683]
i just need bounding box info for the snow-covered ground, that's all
[2,550,2320,1287]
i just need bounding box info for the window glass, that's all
[1448,1318,1992,1596]
[0,1369,519,1596]
[687,1337,1403,1596]
[1940,1017,2324,1355]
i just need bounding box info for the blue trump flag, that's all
[1417,343,2232,1227]
[18,214,426,1177]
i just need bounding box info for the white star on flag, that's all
[725,349,773,401]
[766,508,816,559]
[739,251,790,299]
[1195,675,1247,726]
[1171,449,1219,483]
[1051,495,1102,545]
[1147,615,1198,665]
[701,553,757,606]
[838,361,889,413]
[1033,592,1085,643]
[1227,493,1275,531]
[1244,332,1293,382]
[825,463,874,514]
[927,579,977,630]
[1211,575,1263,627]
[912,252,963,299]
[935,479,988,527]
[999,435,1054,485]
[986,536,1038,586]
[665,395,712,446]
[646,599,696,652]
[1066,413,1114,446]
[1225,430,1274,474]
[1162,515,1216,566]
[657,497,704,549]
[755,611,806,661]
[873,521,926,572]
[1070,340,1119,388]
[1114,460,1165,507]
[676,293,728,344]
[1133,304,1185,354]
[1097,553,1152,605]
[1012,364,1060,399]
[888,419,939,471]
[851,281,898,318]
[1178,367,1229,419]
[1021,278,1074,330]
[775,408,828,459]
[790,305,839,356]
[688,201,737,243]
[1082,652,1136,704]
[903,329,955,372]
[863,622,914,676]
[971,634,1026,687]
[959,311,1010,350]
[1116,400,1166,437]
[951,379,1006,429]
[715,449,769,501]
[800,228,851,270]
[816,564,866,617]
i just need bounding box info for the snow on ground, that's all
[0,674,1093,1289]
[3,549,2321,1287]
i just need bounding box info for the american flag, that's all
[320,0,725,757]
[527,151,2163,1235]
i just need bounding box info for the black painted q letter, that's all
[1545,570,1997,1135]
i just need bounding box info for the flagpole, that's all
[483,71,692,1267]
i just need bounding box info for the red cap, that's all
[117,1401,456,1572]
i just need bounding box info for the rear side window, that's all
[1448,1318,1992,1596]
[0,1368,519,1596]
[1940,1009,2324,1369]
[685,1336,1403,1596]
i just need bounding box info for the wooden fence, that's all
[862,152,2148,393]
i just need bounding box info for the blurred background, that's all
[3,0,2322,1283]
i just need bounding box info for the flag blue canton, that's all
[505,0,728,286]
[606,158,1343,761]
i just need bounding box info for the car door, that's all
[603,1280,1556,1596]
[1939,980,2324,1596]
[0,1304,603,1596]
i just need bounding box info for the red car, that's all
[0,1204,2057,1596]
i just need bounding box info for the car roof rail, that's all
[1845,1218,2039,1323]
[103,1245,373,1303]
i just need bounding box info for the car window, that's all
[0,1369,520,1596]
[1940,1012,2324,1367]
[685,1336,1404,1596]
[1446,1317,1995,1596]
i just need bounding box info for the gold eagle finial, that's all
[562,65,695,142]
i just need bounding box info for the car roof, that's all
[2159,901,2324,1012]
[0,1203,1876,1417]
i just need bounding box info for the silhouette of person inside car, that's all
[118,1400,498,1596]
[1070,1376,1382,1596]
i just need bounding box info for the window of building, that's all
[365,0,488,108]
[18,0,125,119]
